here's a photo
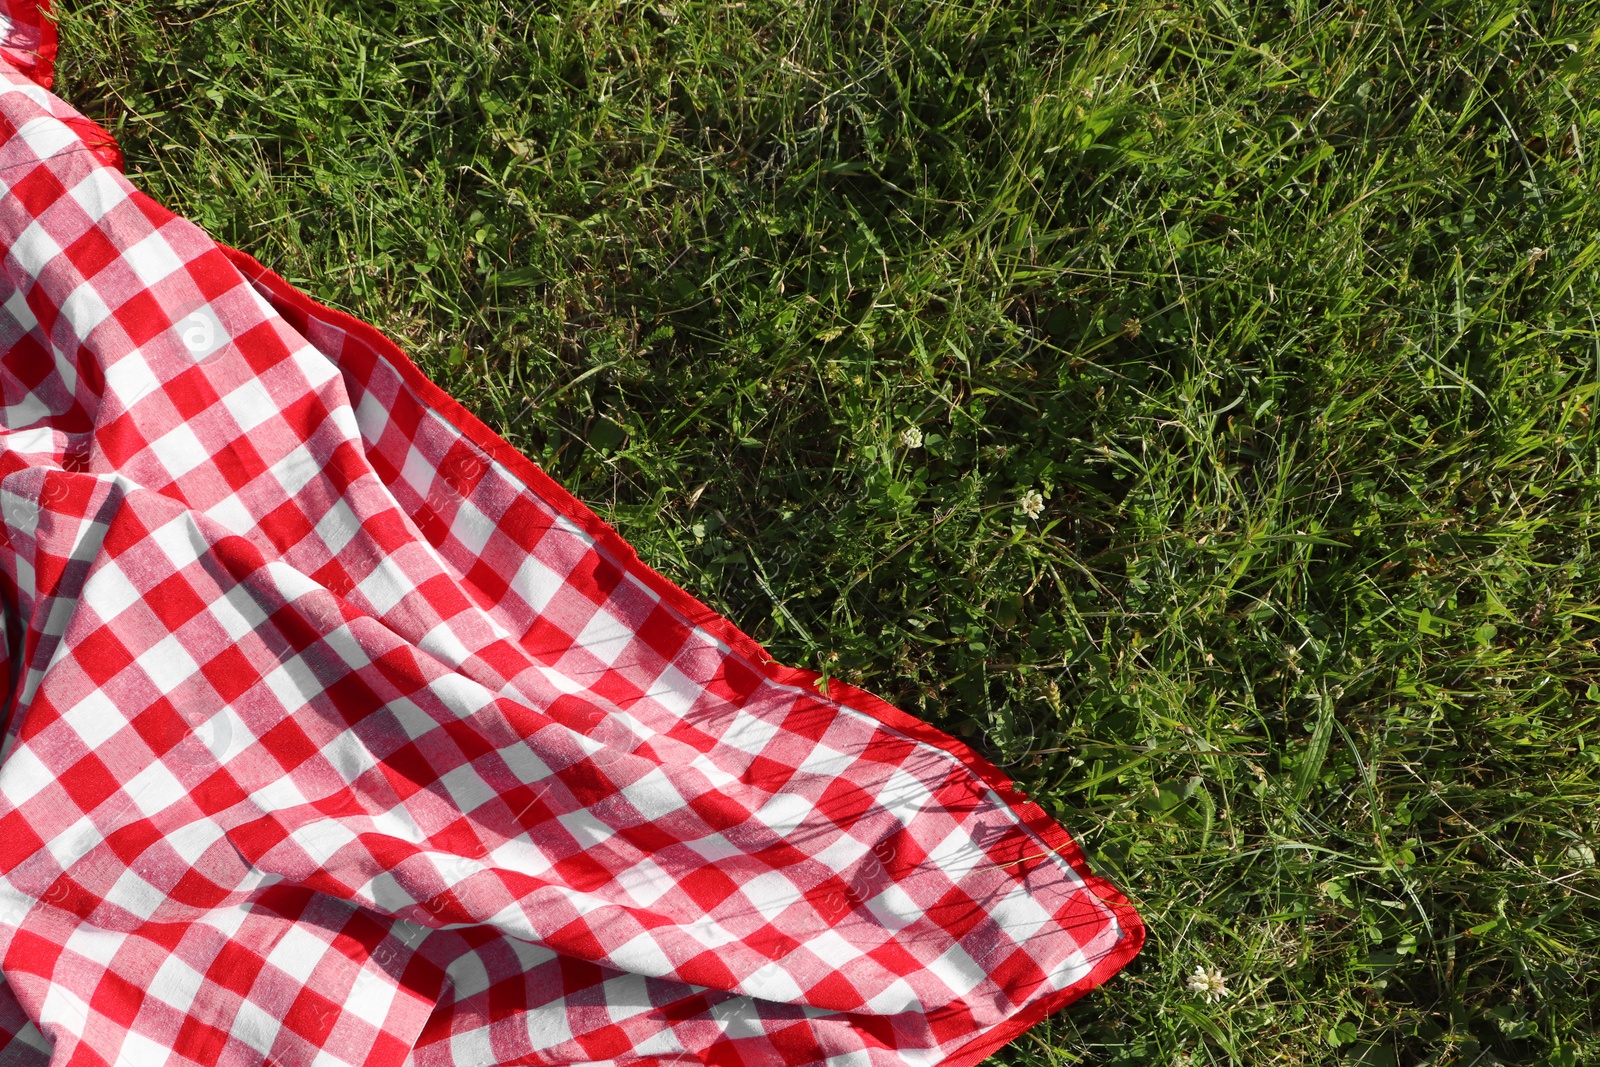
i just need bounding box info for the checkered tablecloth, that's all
[0,3,1142,1064]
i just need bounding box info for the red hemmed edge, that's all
[1,0,123,168]
[218,244,1145,1063]
[25,0,1138,1057]
[0,0,57,90]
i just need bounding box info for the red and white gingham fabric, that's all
[0,4,1142,1065]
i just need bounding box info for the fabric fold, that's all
[0,4,1142,1065]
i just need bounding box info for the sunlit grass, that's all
[57,0,1600,1062]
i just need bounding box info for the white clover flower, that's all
[1018,488,1045,520]
[1187,965,1230,1003]
[901,426,923,449]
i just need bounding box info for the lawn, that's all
[53,0,1600,1062]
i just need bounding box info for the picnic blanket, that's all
[0,3,1143,1065]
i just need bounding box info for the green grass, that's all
[52,0,1600,1062]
